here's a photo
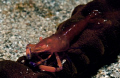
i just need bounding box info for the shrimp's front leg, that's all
[39,53,64,72]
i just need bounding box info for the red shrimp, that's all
[26,10,101,72]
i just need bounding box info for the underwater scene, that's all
[0,0,120,78]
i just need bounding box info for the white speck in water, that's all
[21,60,25,63]
[104,19,107,22]
[62,59,66,64]
[20,71,23,74]
[97,22,100,24]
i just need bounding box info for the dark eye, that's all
[38,51,51,59]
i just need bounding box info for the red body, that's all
[27,10,100,54]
